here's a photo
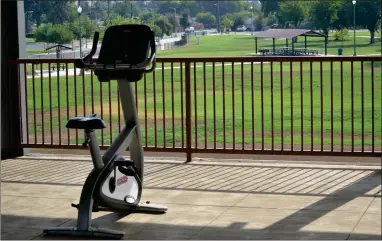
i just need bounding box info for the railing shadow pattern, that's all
[1,158,380,197]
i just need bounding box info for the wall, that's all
[1,1,27,159]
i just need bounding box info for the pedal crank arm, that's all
[71,203,109,212]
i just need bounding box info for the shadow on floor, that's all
[1,214,380,240]
[2,159,381,197]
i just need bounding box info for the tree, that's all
[34,23,74,44]
[111,1,140,18]
[254,13,266,31]
[42,1,77,25]
[154,16,173,38]
[331,2,352,31]
[266,13,278,26]
[167,13,179,32]
[260,0,281,17]
[147,24,162,42]
[157,1,181,15]
[139,11,161,24]
[223,1,246,15]
[245,1,261,15]
[180,11,191,29]
[91,0,108,23]
[81,16,98,47]
[184,1,246,21]
[178,0,199,17]
[259,0,291,27]
[24,11,35,34]
[138,0,160,12]
[24,0,46,27]
[65,15,97,41]
[64,21,81,41]
[356,0,381,43]
[279,1,308,28]
[230,11,252,29]
[111,1,131,18]
[104,13,140,28]
[98,14,140,40]
[310,0,342,41]
[221,15,234,31]
[196,12,216,29]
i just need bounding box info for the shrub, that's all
[266,13,278,26]
[34,24,53,42]
[46,24,74,44]
[195,12,216,29]
[34,23,74,44]
[333,29,349,41]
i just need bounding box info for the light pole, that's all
[169,7,177,34]
[214,2,221,34]
[131,1,133,19]
[77,5,83,76]
[77,5,82,58]
[352,0,356,56]
[107,0,110,18]
[250,5,253,35]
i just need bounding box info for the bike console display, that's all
[75,24,156,82]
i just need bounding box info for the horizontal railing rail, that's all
[11,56,382,161]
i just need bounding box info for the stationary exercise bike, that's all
[43,24,167,239]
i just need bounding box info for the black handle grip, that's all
[75,32,99,69]
[74,59,85,68]
[114,160,137,176]
[87,32,99,58]
[118,166,136,176]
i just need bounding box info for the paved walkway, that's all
[1,154,381,240]
[26,52,381,79]
[357,35,381,39]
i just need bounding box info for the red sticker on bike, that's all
[117,176,128,186]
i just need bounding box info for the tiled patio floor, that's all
[1,154,381,240]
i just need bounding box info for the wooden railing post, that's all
[185,61,192,162]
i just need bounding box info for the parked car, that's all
[236,25,247,32]
[185,27,194,33]
[270,24,279,29]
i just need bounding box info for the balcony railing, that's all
[11,56,381,161]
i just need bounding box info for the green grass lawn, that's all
[327,30,379,37]
[26,63,75,74]
[26,38,35,43]
[26,49,54,55]
[158,34,381,58]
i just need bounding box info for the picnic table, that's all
[51,63,66,71]
[258,47,320,56]
[258,48,271,55]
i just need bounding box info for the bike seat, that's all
[66,115,106,130]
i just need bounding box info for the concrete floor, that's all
[1,154,381,240]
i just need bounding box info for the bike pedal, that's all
[72,203,106,212]
[71,203,79,209]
